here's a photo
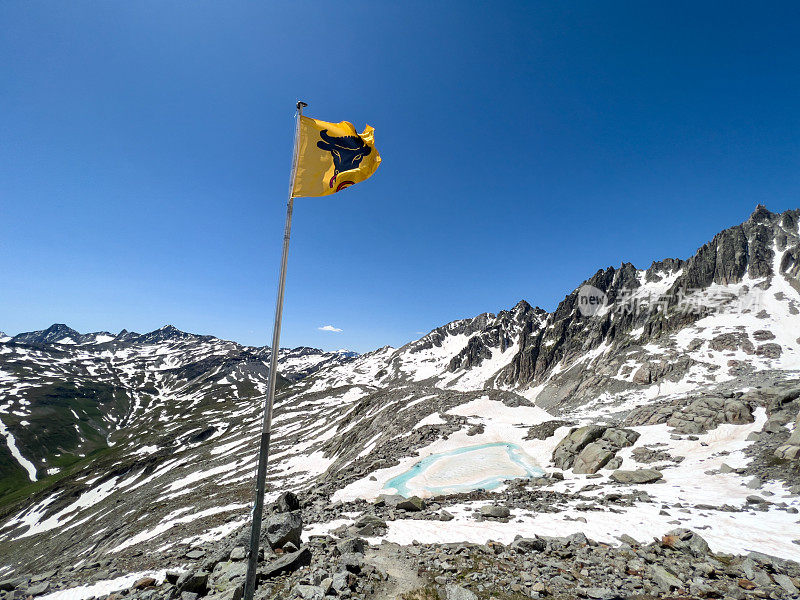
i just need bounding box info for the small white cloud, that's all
[318,325,342,333]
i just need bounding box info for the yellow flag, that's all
[291,116,381,197]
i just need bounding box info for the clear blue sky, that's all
[2,2,799,352]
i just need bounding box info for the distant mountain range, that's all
[0,325,356,499]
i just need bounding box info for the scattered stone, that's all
[583,586,617,599]
[395,496,426,511]
[0,580,21,592]
[336,537,366,557]
[757,343,783,358]
[773,573,799,594]
[774,406,800,461]
[259,547,312,579]
[738,578,756,590]
[617,534,639,546]
[631,446,680,465]
[132,577,157,589]
[339,552,364,573]
[263,510,302,550]
[177,571,210,596]
[273,491,301,513]
[374,494,405,507]
[510,537,546,552]
[746,477,763,489]
[661,528,710,556]
[354,513,384,527]
[610,469,663,484]
[466,424,484,436]
[331,570,355,592]
[293,584,325,599]
[525,420,572,440]
[479,505,510,518]
[209,561,246,594]
[165,572,181,585]
[206,588,242,600]
[25,582,50,597]
[651,564,683,589]
[442,583,478,600]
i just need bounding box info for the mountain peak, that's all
[12,323,81,344]
[748,204,773,223]
[137,324,195,343]
[513,299,532,312]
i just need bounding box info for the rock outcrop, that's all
[262,492,303,550]
[553,426,640,473]
[775,407,800,460]
[626,396,754,434]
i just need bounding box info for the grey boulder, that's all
[610,469,663,484]
[650,564,683,590]
[395,496,426,511]
[662,528,710,557]
[479,505,511,518]
[442,583,478,600]
[263,509,302,550]
[293,584,325,599]
[259,547,312,579]
[26,582,50,597]
[552,426,605,469]
[554,426,639,473]
[177,571,210,595]
[336,537,367,556]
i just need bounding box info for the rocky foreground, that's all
[2,488,800,600]
[2,376,799,600]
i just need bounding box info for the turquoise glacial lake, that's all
[384,442,544,497]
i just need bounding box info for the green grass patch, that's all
[0,445,117,515]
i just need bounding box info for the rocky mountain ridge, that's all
[306,206,800,413]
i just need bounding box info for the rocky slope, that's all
[310,205,800,416]
[1,206,800,600]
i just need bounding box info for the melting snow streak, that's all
[0,417,37,481]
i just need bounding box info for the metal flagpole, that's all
[243,100,307,600]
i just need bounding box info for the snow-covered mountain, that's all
[1,206,799,598]
[310,205,800,412]
[0,326,356,498]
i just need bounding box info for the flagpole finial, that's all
[296,101,308,112]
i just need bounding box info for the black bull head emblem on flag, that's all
[317,129,371,192]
